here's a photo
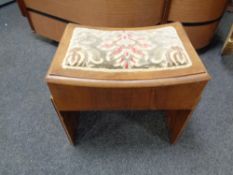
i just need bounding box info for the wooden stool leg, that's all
[165,110,193,144]
[50,98,79,145]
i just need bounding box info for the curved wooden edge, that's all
[28,11,67,41]
[183,21,219,49]
[46,72,211,88]
[168,0,228,23]
[24,0,164,27]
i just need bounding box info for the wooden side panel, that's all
[51,98,79,145]
[47,81,208,111]
[165,110,193,144]
[184,21,219,49]
[28,11,67,41]
[168,0,228,22]
[24,0,165,27]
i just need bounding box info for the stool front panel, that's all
[48,81,207,111]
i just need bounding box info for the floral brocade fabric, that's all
[62,27,192,72]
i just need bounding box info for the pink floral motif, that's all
[98,31,154,69]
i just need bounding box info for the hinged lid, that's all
[47,23,209,86]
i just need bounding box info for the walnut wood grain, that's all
[20,0,228,49]
[184,21,219,49]
[47,81,208,111]
[26,12,220,50]
[24,0,165,27]
[168,0,228,22]
[28,11,67,41]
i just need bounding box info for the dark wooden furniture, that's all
[17,0,228,49]
[46,23,210,145]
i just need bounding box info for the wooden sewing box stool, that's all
[46,22,210,145]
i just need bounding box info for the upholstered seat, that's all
[63,27,192,71]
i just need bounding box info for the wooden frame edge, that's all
[46,72,211,88]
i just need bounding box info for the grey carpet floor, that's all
[0,3,233,175]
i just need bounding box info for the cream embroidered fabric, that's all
[62,27,192,72]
